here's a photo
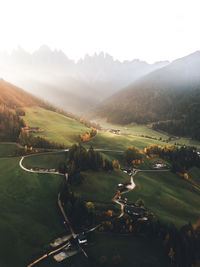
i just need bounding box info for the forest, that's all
[145,144,200,173]
[59,144,113,185]
[0,104,25,141]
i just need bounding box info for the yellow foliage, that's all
[113,160,120,169]
[168,248,175,262]
[129,225,133,232]
[193,220,200,231]
[107,210,113,217]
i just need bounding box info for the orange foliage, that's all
[107,210,113,217]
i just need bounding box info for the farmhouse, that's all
[108,129,121,135]
[152,161,166,169]
[22,126,43,133]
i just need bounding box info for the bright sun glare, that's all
[0,0,200,62]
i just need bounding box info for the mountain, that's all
[0,46,169,114]
[94,51,200,140]
[0,78,46,108]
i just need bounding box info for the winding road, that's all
[16,146,170,265]
[112,171,138,218]
[19,156,63,175]
[112,168,170,218]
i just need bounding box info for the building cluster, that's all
[22,126,43,133]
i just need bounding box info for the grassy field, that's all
[23,151,67,170]
[139,157,171,170]
[23,107,89,147]
[169,138,200,148]
[0,157,65,267]
[23,108,200,152]
[71,170,129,211]
[0,143,19,157]
[98,120,169,139]
[189,167,200,186]
[86,232,171,267]
[84,131,166,151]
[127,171,200,228]
[89,119,200,150]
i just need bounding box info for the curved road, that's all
[112,168,170,218]
[19,156,63,175]
[18,147,170,265]
[112,173,137,218]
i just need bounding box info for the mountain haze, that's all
[0,46,169,113]
[95,51,200,140]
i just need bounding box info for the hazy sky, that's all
[0,0,200,63]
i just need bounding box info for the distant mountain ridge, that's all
[94,51,200,140]
[0,46,169,114]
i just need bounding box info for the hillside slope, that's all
[0,78,47,108]
[95,52,200,140]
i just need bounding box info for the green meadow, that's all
[128,170,200,228]
[0,143,19,157]
[0,157,65,267]
[23,107,89,147]
[71,170,129,212]
[23,151,67,170]
[189,167,200,187]
[84,131,166,151]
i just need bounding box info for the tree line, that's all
[0,104,25,141]
[145,144,200,173]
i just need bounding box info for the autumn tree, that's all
[113,160,120,169]
[123,146,143,166]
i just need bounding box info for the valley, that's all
[0,50,200,267]
[0,108,199,266]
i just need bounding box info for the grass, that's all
[23,107,90,147]
[84,131,166,151]
[127,171,200,228]
[100,151,124,167]
[139,157,171,170]
[86,232,171,267]
[96,120,169,139]
[189,167,200,186]
[23,108,200,152]
[169,138,200,148]
[0,157,65,267]
[71,170,129,211]
[0,143,19,157]
[89,119,200,150]
[23,151,67,170]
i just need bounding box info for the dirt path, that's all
[19,156,63,175]
[112,173,137,218]
[112,168,170,218]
